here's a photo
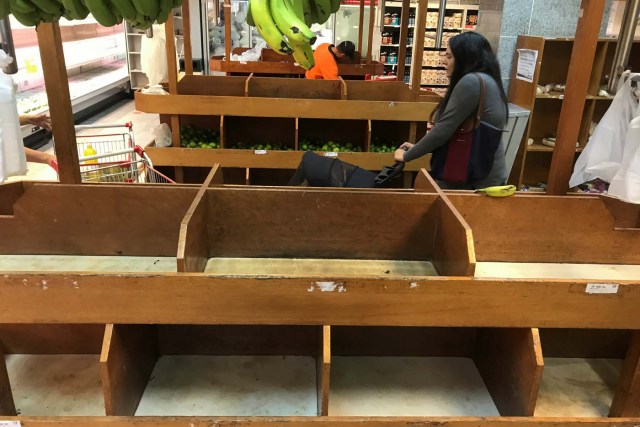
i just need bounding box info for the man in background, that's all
[305,41,356,80]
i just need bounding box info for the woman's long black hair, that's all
[434,32,508,120]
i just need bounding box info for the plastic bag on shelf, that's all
[153,123,173,147]
[609,111,640,203]
[141,24,176,95]
[0,51,27,183]
[230,40,266,62]
[570,73,640,187]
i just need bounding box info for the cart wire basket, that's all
[51,123,175,184]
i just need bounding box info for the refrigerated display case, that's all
[3,16,129,145]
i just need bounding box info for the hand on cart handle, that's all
[394,143,412,163]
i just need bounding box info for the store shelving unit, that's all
[379,1,477,89]
[508,35,640,187]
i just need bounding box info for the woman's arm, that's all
[403,74,481,162]
[24,147,56,165]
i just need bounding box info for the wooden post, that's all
[366,0,376,64]
[182,0,194,74]
[37,22,81,184]
[358,0,365,55]
[410,0,427,99]
[0,347,16,415]
[165,14,182,165]
[547,0,605,194]
[224,0,232,64]
[397,0,411,80]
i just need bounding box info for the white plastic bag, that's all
[0,51,27,183]
[609,111,640,203]
[141,24,177,94]
[153,123,173,147]
[570,73,640,187]
[230,40,266,62]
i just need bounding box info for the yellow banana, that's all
[270,0,315,46]
[476,185,517,198]
[291,40,314,70]
[250,0,293,55]
[83,0,119,26]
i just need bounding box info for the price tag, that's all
[0,422,22,427]
[324,152,338,157]
[254,150,267,155]
[586,283,619,294]
[559,95,564,100]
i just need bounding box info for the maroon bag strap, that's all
[473,73,486,129]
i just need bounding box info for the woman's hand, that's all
[26,113,52,131]
[394,142,414,162]
[394,148,407,163]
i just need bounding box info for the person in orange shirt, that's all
[305,41,356,80]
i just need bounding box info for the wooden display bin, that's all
[0,324,105,416]
[330,326,542,417]
[177,173,473,277]
[0,182,197,274]
[100,324,328,416]
[247,77,342,100]
[223,116,296,150]
[298,119,370,153]
[371,120,412,149]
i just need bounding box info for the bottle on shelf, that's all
[389,52,397,65]
[391,13,399,25]
[409,11,415,26]
[407,29,413,46]
[384,12,391,25]
[380,52,387,63]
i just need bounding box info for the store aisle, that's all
[7,99,159,183]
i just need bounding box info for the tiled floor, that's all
[7,98,158,183]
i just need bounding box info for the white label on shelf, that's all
[324,152,339,157]
[254,150,267,155]
[585,283,619,294]
[559,95,564,99]
[0,422,21,427]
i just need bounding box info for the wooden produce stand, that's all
[1,172,640,424]
[210,48,385,78]
[131,0,441,183]
[4,0,640,424]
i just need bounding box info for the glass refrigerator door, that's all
[207,0,256,60]
[4,16,128,141]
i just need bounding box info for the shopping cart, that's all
[51,123,175,184]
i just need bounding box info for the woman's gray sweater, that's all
[403,72,508,188]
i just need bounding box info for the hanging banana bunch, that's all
[247,0,341,70]
[3,0,181,29]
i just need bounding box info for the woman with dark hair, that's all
[394,31,509,189]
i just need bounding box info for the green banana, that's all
[108,0,137,21]
[270,0,315,46]
[476,185,517,198]
[301,0,312,26]
[155,0,173,24]
[289,0,302,19]
[9,0,35,13]
[250,0,293,55]
[28,0,62,15]
[172,0,182,7]
[246,4,254,26]
[83,0,119,26]
[61,0,88,19]
[291,40,314,70]
[0,0,9,18]
[309,0,329,24]
[329,0,338,13]
[10,8,40,25]
[130,0,156,19]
